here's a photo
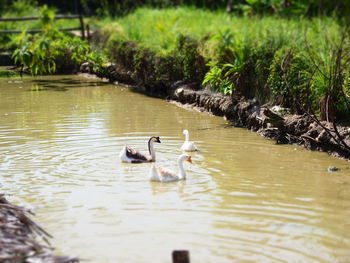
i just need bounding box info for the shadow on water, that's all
[28,78,110,92]
[30,78,109,85]
[2,75,350,263]
[197,123,235,131]
[28,85,68,92]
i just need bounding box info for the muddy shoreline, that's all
[80,63,350,161]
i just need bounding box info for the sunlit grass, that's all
[95,7,341,58]
[93,8,348,116]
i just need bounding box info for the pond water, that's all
[1,75,350,263]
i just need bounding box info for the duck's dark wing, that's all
[125,145,151,163]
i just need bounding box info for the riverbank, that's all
[76,7,350,161]
[2,5,350,161]
[0,194,79,263]
[79,60,350,161]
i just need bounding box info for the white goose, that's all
[181,129,197,152]
[149,154,192,182]
[119,136,161,163]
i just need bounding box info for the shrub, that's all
[202,30,249,95]
[174,35,207,83]
[12,5,106,75]
[268,47,313,113]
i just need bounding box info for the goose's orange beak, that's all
[187,155,192,163]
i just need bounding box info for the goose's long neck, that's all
[148,139,156,161]
[184,131,190,142]
[178,158,186,179]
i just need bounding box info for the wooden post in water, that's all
[172,250,190,263]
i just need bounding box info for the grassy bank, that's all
[2,4,349,121]
[91,7,349,121]
[95,7,339,55]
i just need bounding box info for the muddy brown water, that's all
[1,75,350,263]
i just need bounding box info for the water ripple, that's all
[1,76,350,263]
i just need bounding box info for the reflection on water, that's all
[1,75,350,263]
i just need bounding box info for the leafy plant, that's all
[307,29,350,120]
[12,5,106,75]
[203,63,238,95]
[174,34,207,83]
[202,30,249,95]
[268,47,314,113]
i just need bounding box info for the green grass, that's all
[95,7,341,57]
[93,7,349,118]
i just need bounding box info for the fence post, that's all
[78,14,85,40]
[86,24,90,41]
[172,250,190,263]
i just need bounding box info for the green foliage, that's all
[1,0,39,17]
[268,47,314,113]
[267,29,350,119]
[100,7,338,58]
[38,4,56,33]
[211,29,237,63]
[103,7,349,119]
[13,32,106,75]
[107,35,206,84]
[202,30,249,95]
[11,5,105,75]
[12,0,347,18]
[308,32,350,119]
[202,63,235,95]
[153,54,183,81]
[174,35,206,82]
[232,0,312,16]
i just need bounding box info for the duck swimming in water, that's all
[119,136,161,163]
[181,129,197,152]
[149,154,192,182]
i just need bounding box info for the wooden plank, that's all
[55,15,81,20]
[0,27,82,34]
[0,15,81,22]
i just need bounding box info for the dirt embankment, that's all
[80,58,350,161]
